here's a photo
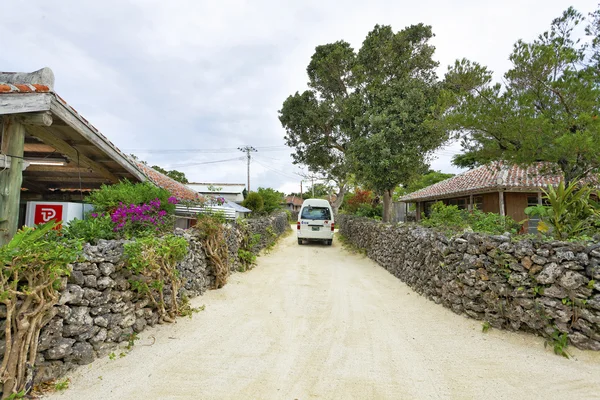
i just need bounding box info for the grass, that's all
[337,233,367,255]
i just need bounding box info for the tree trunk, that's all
[382,189,393,223]
[331,184,347,214]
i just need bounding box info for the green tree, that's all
[257,187,284,213]
[350,24,446,222]
[242,192,264,214]
[441,6,600,184]
[151,165,189,184]
[279,41,358,212]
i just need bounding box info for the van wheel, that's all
[298,239,302,245]
[326,240,332,246]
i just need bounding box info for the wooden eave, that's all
[1,91,147,200]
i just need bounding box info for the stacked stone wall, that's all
[338,215,600,351]
[0,212,289,384]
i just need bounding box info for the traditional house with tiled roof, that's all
[400,162,573,233]
[0,68,205,243]
[284,195,303,212]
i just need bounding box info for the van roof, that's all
[301,198,331,207]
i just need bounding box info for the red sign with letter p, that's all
[34,204,63,228]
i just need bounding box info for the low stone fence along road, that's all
[47,228,600,400]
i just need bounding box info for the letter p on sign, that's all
[34,204,63,228]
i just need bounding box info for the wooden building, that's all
[399,162,568,233]
[0,68,201,245]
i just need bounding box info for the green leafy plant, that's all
[421,202,520,235]
[482,321,491,333]
[525,181,600,240]
[242,192,264,214]
[63,213,116,244]
[257,187,284,214]
[193,214,229,288]
[109,352,116,361]
[87,180,176,214]
[544,329,570,358]
[54,378,70,391]
[0,222,82,399]
[124,235,188,323]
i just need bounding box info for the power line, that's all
[253,158,300,180]
[124,145,289,154]
[166,156,245,168]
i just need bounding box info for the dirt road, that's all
[49,229,600,400]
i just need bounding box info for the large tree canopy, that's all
[442,6,600,184]
[280,24,446,221]
[279,41,357,212]
[349,24,446,222]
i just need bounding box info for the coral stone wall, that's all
[0,212,289,385]
[338,215,600,351]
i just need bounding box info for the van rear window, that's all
[301,206,331,220]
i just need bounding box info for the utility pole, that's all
[238,146,257,192]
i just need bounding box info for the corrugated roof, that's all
[400,162,569,202]
[223,199,251,213]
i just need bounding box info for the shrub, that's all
[0,222,82,397]
[242,192,264,213]
[257,187,284,214]
[124,234,188,323]
[86,180,175,214]
[355,203,383,220]
[422,202,520,235]
[64,213,116,244]
[344,189,374,214]
[525,180,600,240]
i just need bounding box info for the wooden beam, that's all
[0,117,25,245]
[50,100,147,182]
[24,164,92,173]
[24,142,56,152]
[25,176,108,183]
[15,112,53,126]
[25,125,120,183]
[499,191,505,217]
[0,93,52,115]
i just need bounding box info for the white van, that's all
[297,198,334,245]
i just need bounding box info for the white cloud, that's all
[2,0,596,193]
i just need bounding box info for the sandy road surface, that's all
[49,229,600,400]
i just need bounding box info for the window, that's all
[300,206,331,220]
[473,196,483,211]
[527,195,540,233]
[448,198,467,210]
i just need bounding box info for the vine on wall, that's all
[0,222,82,399]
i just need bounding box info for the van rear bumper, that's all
[297,230,334,240]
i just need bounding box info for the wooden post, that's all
[537,192,543,205]
[0,117,26,246]
[498,191,505,217]
[415,202,420,221]
[469,194,474,211]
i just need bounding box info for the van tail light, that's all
[297,222,301,230]
[331,223,335,232]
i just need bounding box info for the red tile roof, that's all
[0,83,50,93]
[285,195,303,206]
[136,162,203,202]
[400,162,569,202]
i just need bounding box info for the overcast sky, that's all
[1,0,597,194]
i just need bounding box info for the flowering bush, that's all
[110,197,177,237]
[86,180,176,214]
